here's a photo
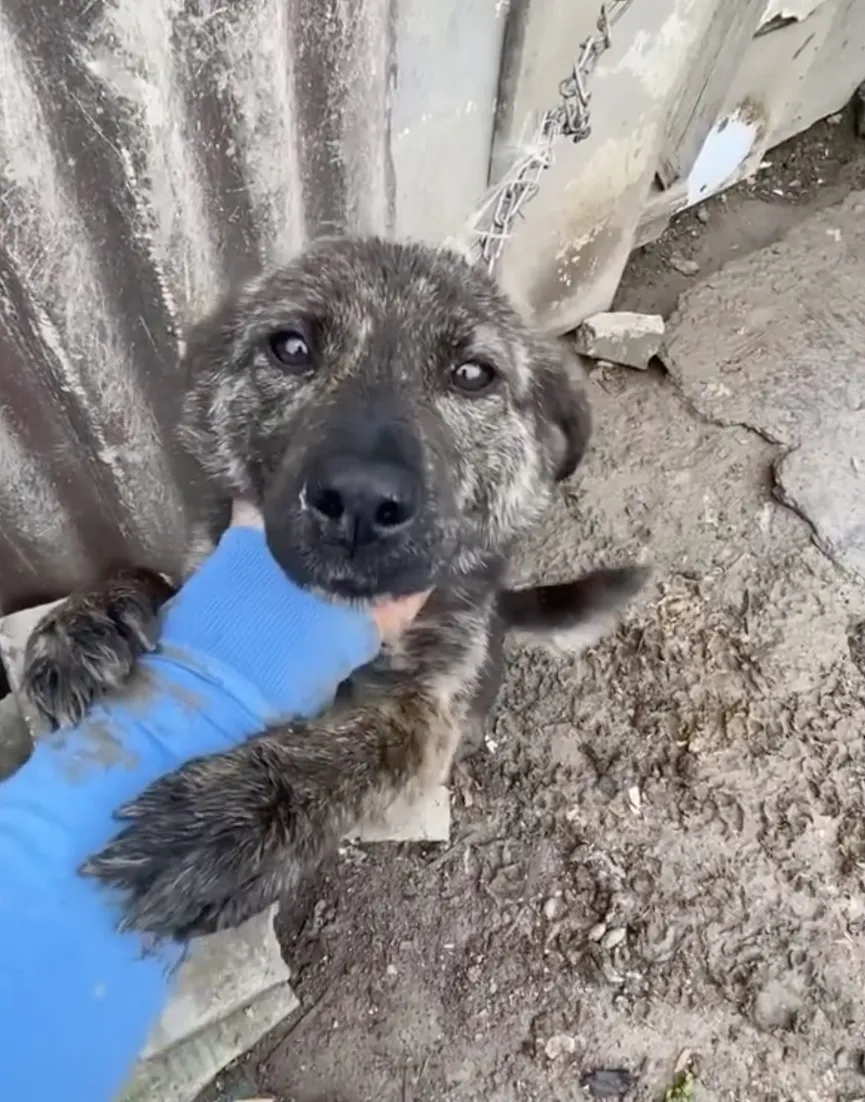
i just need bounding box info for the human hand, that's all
[230,500,431,641]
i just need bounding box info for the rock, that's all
[544,1034,577,1060]
[574,311,664,370]
[543,896,564,921]
[602,926,627,951]
[580,1067,635,1098]
[588,922,607,942]
[668,253,700,276]
[695,206,709,224]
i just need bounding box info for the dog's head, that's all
[180,237,591,600]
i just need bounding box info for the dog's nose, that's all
[306,456,420,545]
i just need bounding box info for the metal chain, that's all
[474,0,635,274]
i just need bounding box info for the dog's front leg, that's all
[21,568,177,729]
[82,692,454,941]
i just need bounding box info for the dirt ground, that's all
[199,111,865,1102]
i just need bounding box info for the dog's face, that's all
[180,237,590,600]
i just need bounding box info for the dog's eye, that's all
[451,361,497,394]
[268,329,312,371]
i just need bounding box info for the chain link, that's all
[474,0,635,274]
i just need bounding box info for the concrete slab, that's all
[123,977,298,1102]
[774,412,865,581]
[140,908,291,1061]
[663,189,865,578]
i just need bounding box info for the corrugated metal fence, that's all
[0,0,863,612]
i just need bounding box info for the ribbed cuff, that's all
[158,527,380,715]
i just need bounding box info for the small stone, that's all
[544,896,564,921]
[674,1048,695,1076]
[695,206,709,224]
[574,311,664,370]
[668,253,700,276]
[602,926,627,951]
[544,1033,577,1060]
[588,922,607,942]
[626,785,641,814]
[580,1067,635,1098]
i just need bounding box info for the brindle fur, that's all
[21,237,647,940]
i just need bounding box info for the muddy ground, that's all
[200,110,865,1102]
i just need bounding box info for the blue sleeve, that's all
[0,526,380,1102]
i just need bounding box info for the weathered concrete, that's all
[775,413,865,582]
[575,311,664,369]
[123,907,297,1102]
[663,189,865,580]
[492,0,722,331]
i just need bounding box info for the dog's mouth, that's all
[263,514,443,604]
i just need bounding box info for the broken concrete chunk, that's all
[352,785,450,843]
[574,311,665,370]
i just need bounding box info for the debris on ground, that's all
[574,311,664,370]
[580,1067,636,1098]
[543,1033,577,1060]
[662,1068,697,1102]
[667,252,699,276]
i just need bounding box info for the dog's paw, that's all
[82,743,297,940]
[22,568,175,729]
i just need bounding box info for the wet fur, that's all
[21,237,647,940]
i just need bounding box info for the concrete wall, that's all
[0,0,862,609]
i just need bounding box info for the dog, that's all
[21,236,647,940]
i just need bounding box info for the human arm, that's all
[0,522,415,1102]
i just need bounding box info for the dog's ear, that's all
[532,341,592,483]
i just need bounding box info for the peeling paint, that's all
[687,109,760,204]
[760,0,826,28]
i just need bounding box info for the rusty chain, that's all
[474,0,636,274]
